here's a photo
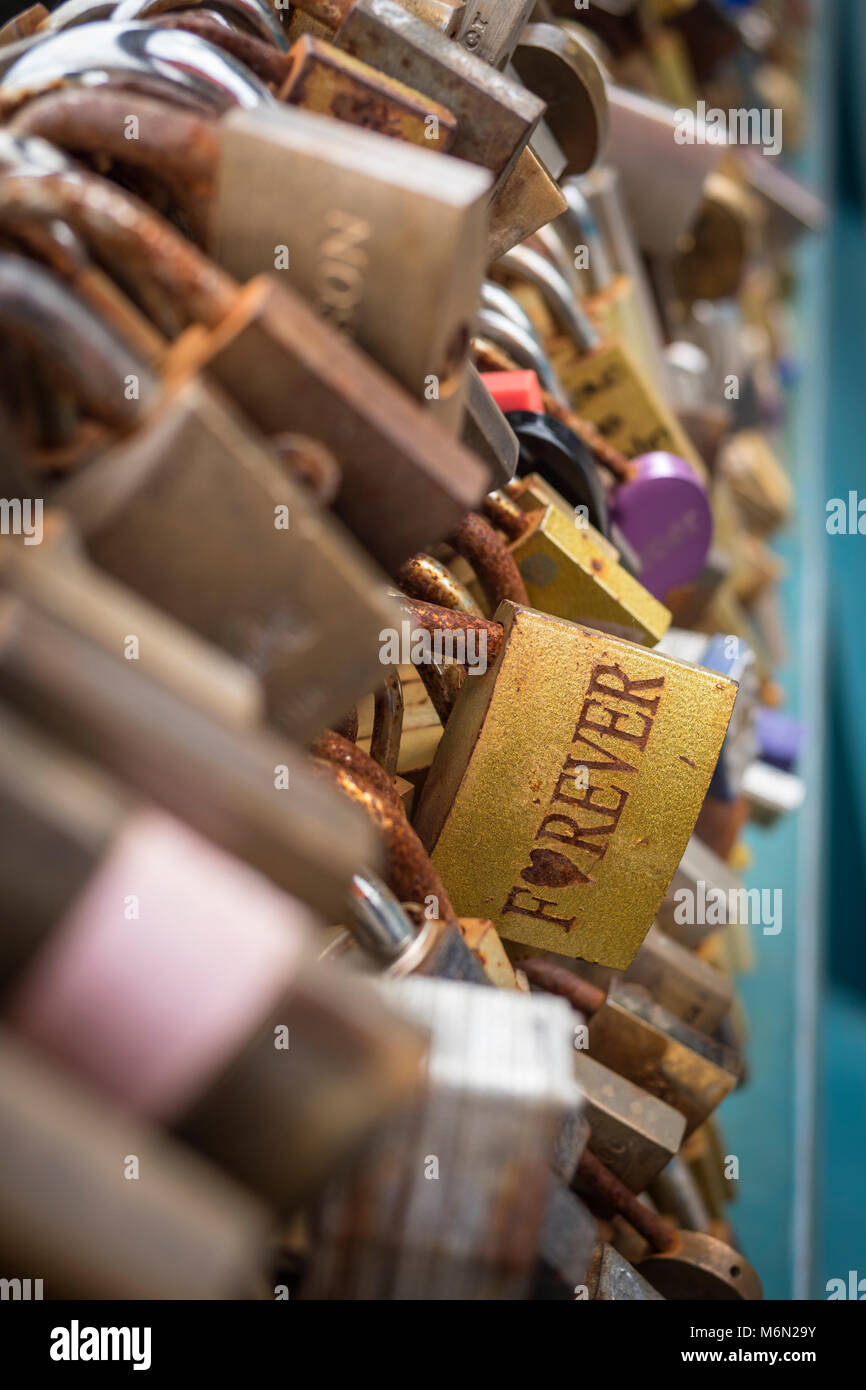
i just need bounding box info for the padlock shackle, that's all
[0,251,154,427]
[446,510,528,610]
[577,1146,677,1254]
[0,168,237,334]
[370,668,404,780]
[392,593,504,662]
[397,552,484,618]
[519,955,605,1016]
[148,10,289,85]
[498,243,601,355]
[348,871,415,962]
[312,732,461,931]
[480,280,536,337]
[113,0,289,53]
[9,88,221,240]
[0,21,277,117]
[558,178,614,293]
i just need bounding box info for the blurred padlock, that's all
[210,104,491,431]
[414,600,737,968]
[4,795,426,1212]
[57,375,399,741]
[303,977,580,1298]
[0,520,378,920]
[0,1031,270,1299]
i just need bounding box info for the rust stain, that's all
[520,848,588,889]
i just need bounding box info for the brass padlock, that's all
[498,243,707,474]
[517,958,741,1138]
[414,601,737,968]
[573,1052,686,1193]
[477,485,672,644]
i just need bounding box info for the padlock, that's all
[413,599,737,968]
[166,276,491,571]
[0,1030,270,1299]
[331,0,545,186]
[520,958,740,1136]
[115,0,290,51]
[741,758,805,824]
[573,1052,686,1193]
[4,793,427,1212]
[622,923,733,1034]
[486,146,568,264]
[276,33,457,150]
[716,428,794,536]
[474,485,672,643]
[0,520,378,921]
[576,1129,761,1296]
[510,23,609,177]
[602,82,727,256]
[325,873,518,987]
[519,914,734,1036]
[302,977,581,1299]
[56,375,399,742]
[0,142,492,551]
[209,104,491,432]
[498,242,708,477]
[671,172,763,305]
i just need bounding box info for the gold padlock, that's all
[474,487,672,644]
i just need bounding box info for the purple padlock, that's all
[609,452,713,601]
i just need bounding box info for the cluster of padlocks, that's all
[0,0,815,1302]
